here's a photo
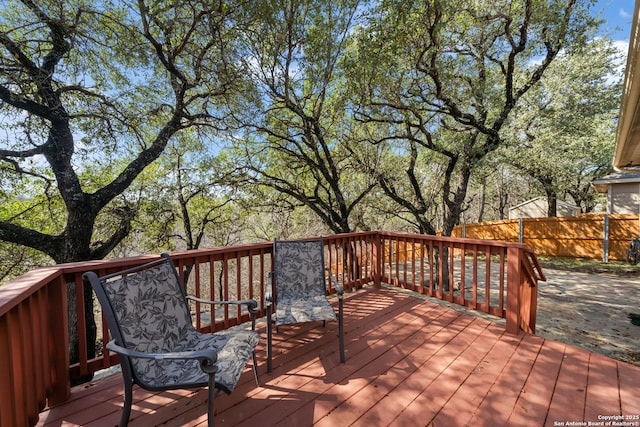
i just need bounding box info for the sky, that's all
[594,0,634,42]
[592,0,635,80]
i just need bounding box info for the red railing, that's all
[377,232,545,333]
[0,231,542,427]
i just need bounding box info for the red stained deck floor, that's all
[37,287,640,427]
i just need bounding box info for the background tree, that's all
[499,36,622,215]
[140,136,245,253]
[0,0,249,378]
[230,0,376,236]
[0,0,246,262]
[456,156,552,223]
[349,0,599,235]
[464,160,522,222]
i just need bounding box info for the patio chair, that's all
[266,238,345,373]
[83,253,260,427]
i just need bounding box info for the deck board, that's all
[386,316,492,426]
[546,342,589,425]
[430,321,508,426]
[313,304,452,427]
[619,361,640,416]
[507,338,566,426]
[36,287,640,427]
[584,352,622,422]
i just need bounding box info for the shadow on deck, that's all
[37,287,640,427]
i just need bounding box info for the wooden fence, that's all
[451,213,640,262]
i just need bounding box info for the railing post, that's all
[47,274,70,405]
[506,246,539,335]
[506,246,521,334]
[372,232,382,288]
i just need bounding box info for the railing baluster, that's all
[223,254,230,328]
[499,248,506,318]
[194,261,202,330]
[484,246,491,313]
[11,308,28,426]
[470,245,476,309]
[248,252,255,302]
[0,310,15,427]
[236,252,242,324]
[20,300,36,422]
[34,290,47,410]
[259,249,266,315]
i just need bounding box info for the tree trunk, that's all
[477,180,486,223]
[543,180,558,217]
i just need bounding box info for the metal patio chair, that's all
[266,238,345,373]
[83,253,260,427]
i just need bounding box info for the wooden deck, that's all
[36,287,640,427]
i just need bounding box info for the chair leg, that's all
[207,373,216,427]
[119,378,133,427]
[267,304,273,374]
[252,351,260,386]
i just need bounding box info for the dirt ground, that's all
[536,268,640,366]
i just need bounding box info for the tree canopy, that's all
[0,0,623,280]
[0,0,247,264]
[348,0,604,234]
[499,36,622,215]
[228,0,377,234]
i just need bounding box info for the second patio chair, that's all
[84,253,260,427]
[266,238,345,373]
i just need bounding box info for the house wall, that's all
[509,198,547,219]
[508,198,581,219]
[557,203,582,217]
[608,182,640,214]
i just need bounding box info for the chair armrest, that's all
[186,297,259,330]
[325,268,344,296]
[106,341,217,373]
[186,296,258,314]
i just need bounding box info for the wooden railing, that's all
[0,231,542,427]
[377,232,545,334]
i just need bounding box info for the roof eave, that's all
[613,0,640,171]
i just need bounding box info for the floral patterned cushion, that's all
[103,261,259,394]
[273,239,336,326]
[275,295,337,325]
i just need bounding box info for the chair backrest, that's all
[88,255,195,357]
[273,238,327,301]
